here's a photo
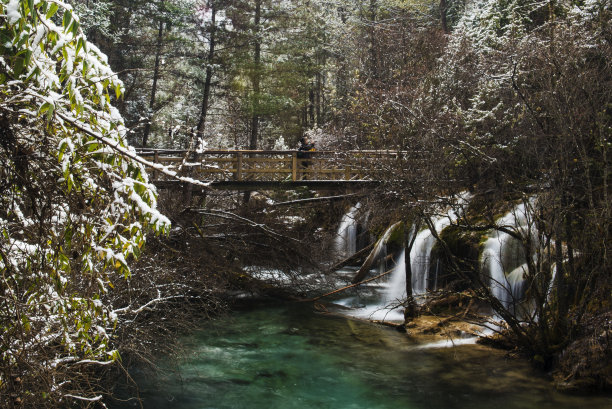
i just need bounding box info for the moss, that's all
[464,194,523,225]
[387,222,406,246]
[429,225,485,291]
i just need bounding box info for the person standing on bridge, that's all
[297,136,316,179]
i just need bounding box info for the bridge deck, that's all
[138,149,399,190]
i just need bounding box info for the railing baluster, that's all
[236,152,243,181]
[292,152,297,181]
[153,150,159,180]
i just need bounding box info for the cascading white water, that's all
[334,204,361,258]
[352,199,468,317]
[335,195,472,321]
[480,204,529,309]
[409,216,455,296]
[506,264,527,303]
[337,224,404,322]
[409,193,472,297]
[383,250,407,308]
[349,249,406,322]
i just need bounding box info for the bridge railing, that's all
[136,149,402,182]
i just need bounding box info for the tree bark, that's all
[195,2,217,140]
[367,0,378,80]
[352,222,401,284]
[142,14,165,148]
[309,87,315,126]
[249,0,262,151]
[326,242,375,273]
[307,267,395,302]
[244,0,262,204]
[403,220,421,320]
[335,7,348,125]
[440,0,449,33]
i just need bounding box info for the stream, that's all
[112,301,611,409]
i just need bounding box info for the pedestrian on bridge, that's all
[298,136,316,179]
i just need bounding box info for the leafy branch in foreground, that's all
[0,1,170,406]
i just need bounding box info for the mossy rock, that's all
[429,225,485,291]
[387,222,406,246]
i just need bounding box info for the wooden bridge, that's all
[137,149,399,192]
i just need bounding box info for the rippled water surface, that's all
[113,302,611,409]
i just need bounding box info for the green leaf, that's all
[21,315,31,332]
[40,101,54,118]
[26,66,40,82]
[65,174,73,193]
[46,3,59,19]
[63,10,73,31]
[24,49,32,67]
[59,252,70,268]
[65,225,73,248]
[13,49,32,76]
[58,138,67,162]
[76,37,85,55]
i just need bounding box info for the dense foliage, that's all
[0,1,169,406]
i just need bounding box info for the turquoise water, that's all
[113,301,611,409]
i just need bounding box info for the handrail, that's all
[135,148,406,183]
[134,148,408,156]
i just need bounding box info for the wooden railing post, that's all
[182,164,193,204]
[345,164,351,180]
[153,150,159,180]
[292,152,297,181]
[236,152,243,181]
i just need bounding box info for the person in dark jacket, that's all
[298,136,315,158]
[297,136,315,178]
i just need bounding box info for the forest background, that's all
[0,0,610,407]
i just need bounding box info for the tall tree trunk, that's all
[244,0,262,203]
[316,72,322,126]
[440,0,449,33]
[249,0,261,150]
[403,220,420,320]
[553,236,568,337]
[309,87,315,126]
[315,45,324,126]
[367,0,378,80]
[336,7,348,126]
[196,2,217,140]
[142,17,165,147]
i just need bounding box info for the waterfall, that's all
[334,195,470,321]
[480,204,529,309]
[336,225,404,322]
[370,222,398,267]
[409,210,463,297]
[506,264,527,304]
[334,204,361,258]
[349,249,406,322]
[383,250,407,308]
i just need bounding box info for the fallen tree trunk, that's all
[272,194,360,206]
[352,222,402,284]
[326,243,375,273]
[305,267,395,302]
